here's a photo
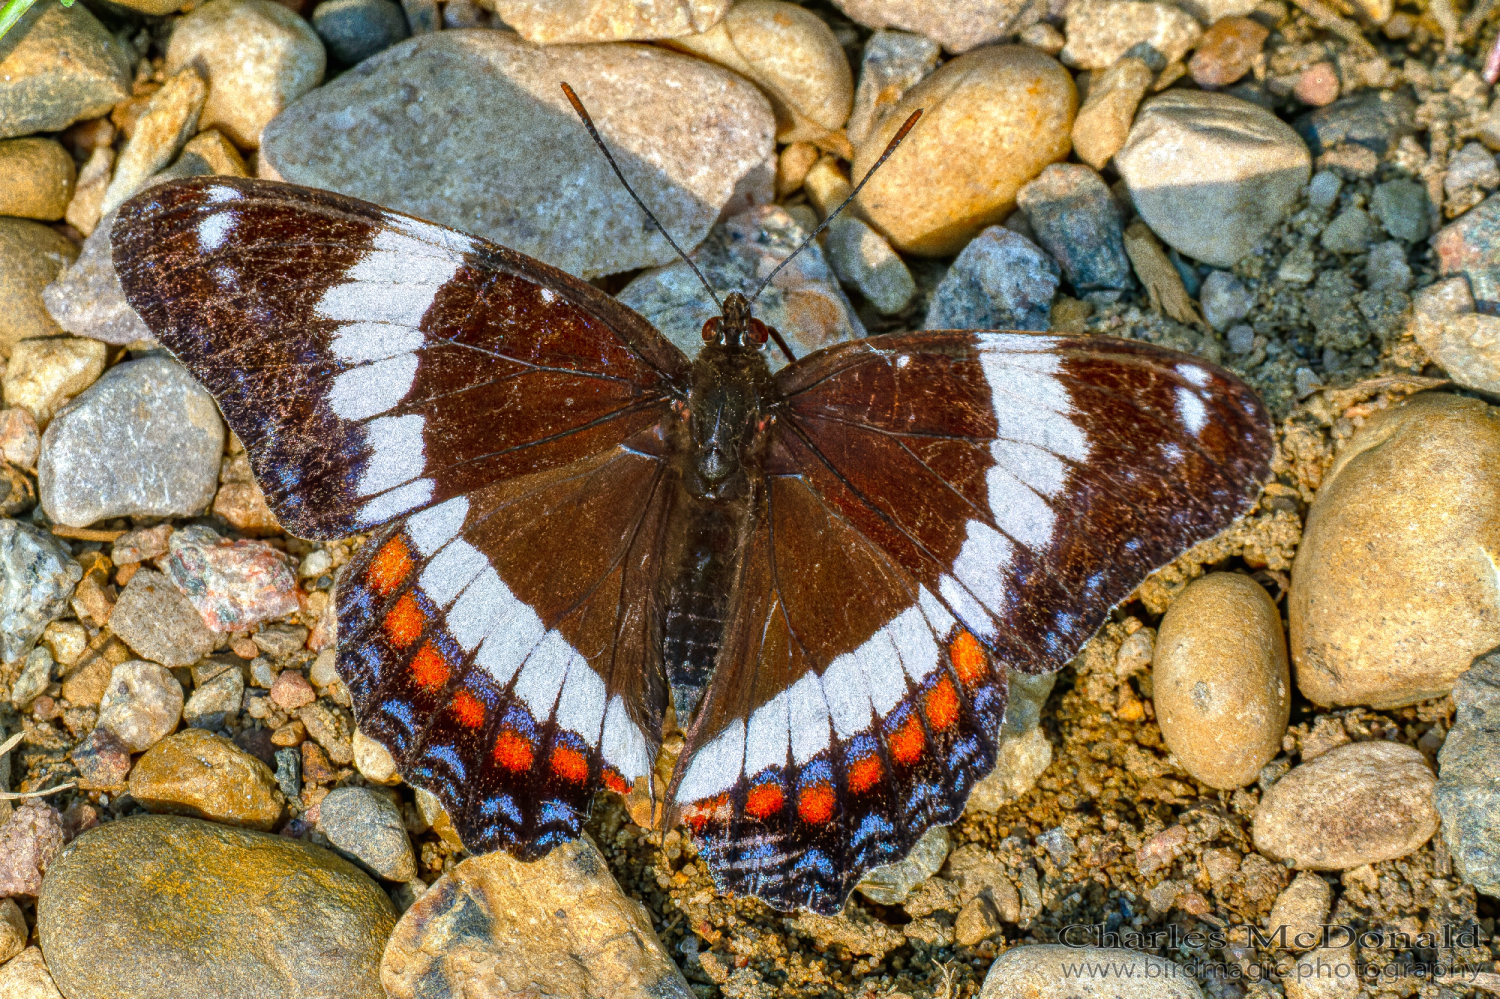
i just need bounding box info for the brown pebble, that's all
[269,669,315,711]
[1188,16,1268,88]
[301,740,337,784]
[1295,62,1339,106]
[230,635,259,659]
[271,719,306,747]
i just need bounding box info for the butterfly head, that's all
[701,292,773,354]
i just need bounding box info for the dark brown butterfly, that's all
[111,95,1271,914]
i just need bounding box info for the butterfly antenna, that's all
[748,109,923,306]
[561,82,723,312]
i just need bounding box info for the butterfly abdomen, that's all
[659,487,744,721]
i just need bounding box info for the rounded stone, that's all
[1071,56,1153,171]
[1154,573,1290,790]
[0,139,75,221]
[1252,741,1439,870]
[261,32,774,280]
[1289,393,1500,708]
[38,814,396,999]
[668,0,853,146]
[490,0,731,43]
[852,45,1077,257]
[96,660,184,753]
[165,0,326,149]
[1061,0,1203,70]
[0,1,131,140]
[1268,872,1333,950]
[1188,16,1269,88]
[1116,90,1311,268]
[352,728,399,784]
[128,729,284,830]
[317,786,417,881]
[980,944,1204,999]
[311,0,409,66]
[1,336,107,429]
[831,0,1037,53]
[0,219,79,355]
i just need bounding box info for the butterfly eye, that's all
[747,319,770,345]
[701,317,720,342]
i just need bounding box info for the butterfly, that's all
[111,102,1271,915]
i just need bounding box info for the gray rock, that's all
[312,0,409,65]
[0,1,131,139]
[1437,649,1500,898]
[109,567,220,668]
[183,664,244,728]
[317,786,417,881]
[39,356,224,527]
[857,826,951,906]
[924,226,1059,331]
[1434,194,1500,313]
[846,29,940,148]
[273,746,302,800]
[1366,241,1413,291]
[1226,323,1256,354]
[825,215,916,315]
[42,209,155,346]
[10,646,54,707]
[618,205,863,371]
[965,668,1057,812]
[0,518,80,663]
[981,945,1204,999]
[1017,163,1131,293]
[1370,179,1431,242]
[262,31,775,280]
[96,660,184,753]
[1199,270,1254,331]
[1036,827,1077,866]
[1320,206,1375,254]
[1446,141,1500,196]
[1307,170,1343,213]
[1293,89,1417,156]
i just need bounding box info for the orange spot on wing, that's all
[685,793,730,832]
[847,753,882,794]
[797,783,835,825]
[888,712,925,765]
[950,630,989,686]
[384,594,424,649]
[925,676,959,730]
[450,688,485,728]
[550,744,590,783]
[493,728,534,772]
[745,781,785,820]
[410,642,449,691]
[368,536,412,596]
[603,768,630,795]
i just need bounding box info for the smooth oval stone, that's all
[980,944,1204,999]
[831,0,1033,53]
[1154,573,1290,790]
[1061,0,1202,70]
[1289,392,1500,707]
[0,1,131,140]
[1252,741,1438,869]
[380,835,690,999]
[1116,90,1311,268]
[262,32,774,280]
[0,139,75,221]
[317,786,416,881]
[491,0,732,43]
[852,44,1076,257]
[1268,872,1333,951]
[312,0,408,65]
[128,729,284,830]
[39,814,396,999]
[0,219,79,354]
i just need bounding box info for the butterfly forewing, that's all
[670,332,1272,913]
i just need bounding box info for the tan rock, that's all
[165,0,326,149]
[380,835,691,999]
[64,145,113,236]
[1072,56,1153,170]
[1116,90,1310,267]
[1252,741,1438,869]
[1,337,107,429]
[1061,0,1203,70]
[979,945,1204,999]
[857,826,950,906]
[1284,944,1361,999]
[0,897,26,964]
[353,728,400,784]
[492,0,730,42]
[1290,392,1500,707]
[0,140,76,221]
[0,220,78,357]
[213,451,281,534]
[0,947,64,999]
[1412,310,1500,394]
[1188,15,1268,88]
[853,45,1076,256]
[0,1,131,140]
[99,68,208,218]
[1268,872,1333,950]
[180,129,249,177]
[96,660,184,752]
[831,0,1039,53]
[129,729,284,830]
[1153,573,1289,789]
[669,1,852,145]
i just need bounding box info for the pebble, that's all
[1369,178,1430,242]
[670,1,852,147]
[111,524,173,566]
[1320,206,1375,254]
[619,205,863,369]
[1199,270,1254,331]
[160,525,301,631]
[1061,0,1203,71]
[1289,393,1500,707]
[980,945,1204,999]
[1413,305,1500,395]
[0,220,79,353]
[1252,741,1439,869]
[1434,194,1500,311]
[38,814,395,998]
[0,139,75,221]
[312,0,408,65]
[253,622,308,658]
[1153,573,1290,789]
[98,68,208,219]
[852,44,1076,257]
[38,356,223,527]
[1295,62,1340,107]
[1446,141,1500,196]
[964,669,1057,812]
[65,145,113,237]
[0,518,80,663]
[269,668,315,710]
[128,728,283,829]
[0,947,64,999]
[1269,872,1334,950]
[0,802,64,896]
[1116,91,1311,267]
[213,451,281,535]
[182,663,245,728]
[379,834,692,999]
[846,29,940,148]
[1071,56,1153,171]
[0,1,131,139]
[0,409,39,468]
[165,0,326,148]
[70,726,132,790]
[1283,943,1360,999]
[0,897,24,963]
[1293,89,1416,158]
[825,216,917,314]
[95,660,184,752]
[108,567,220,668]
[490,0,730,43]
[1188,16,1268,88]
[317,786,417,881]
[924,226,1060,331]
[831,0,1033,53]
[42,209,154,346]
[1,337,107,430]
[1436,649,1500,896]
[352,728,399,783]
[856,826,951,906]
[1365,240,1413,291]
[11,647,53,708]
[1016,163,1132,292]
[300,700,355,765]
[262,33,774,280]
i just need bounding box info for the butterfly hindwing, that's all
[671,332,1272,913]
